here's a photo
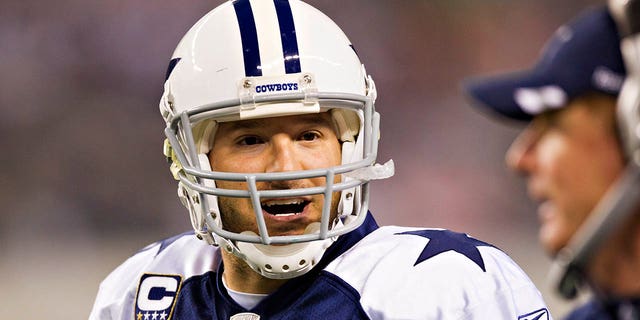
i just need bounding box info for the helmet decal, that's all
[232,0,262,77]
[233,0,301,77]
[273,0,301,74]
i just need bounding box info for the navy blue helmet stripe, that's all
[233,0,262,77]
[349,44,359,57]
[274,0,301,74]
[165,58,181,81]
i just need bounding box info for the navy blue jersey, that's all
[565,298,640,320]
[90,213,552,319]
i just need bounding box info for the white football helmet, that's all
[159,0,393,279]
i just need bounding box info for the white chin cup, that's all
[233,222,335,279]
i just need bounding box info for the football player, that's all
[90,1,551,319]
[464,3,640,319]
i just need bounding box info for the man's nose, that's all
[266,135,302,173]
[505,128,537,176]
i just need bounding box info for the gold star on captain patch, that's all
[137,312,143,320]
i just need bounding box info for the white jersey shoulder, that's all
[325,226,552,320]
[89,232,219,320]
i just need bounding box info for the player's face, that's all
[505,95,624,256]
[209,112,342,237]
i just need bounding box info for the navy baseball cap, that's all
[463,6,626,121]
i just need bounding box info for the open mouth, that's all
[262,199,310,217]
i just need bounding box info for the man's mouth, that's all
[262,199,310,216]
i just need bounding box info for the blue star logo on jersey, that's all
[396,229,495,272]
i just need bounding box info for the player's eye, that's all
[238,136,264,146]
[299,131,320,141]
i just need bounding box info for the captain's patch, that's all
[134,273,182,320]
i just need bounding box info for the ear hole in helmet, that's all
[338,141,357,216]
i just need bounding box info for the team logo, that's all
[255,82,299,93]
[134,273,182,320]
[518,308,549,320]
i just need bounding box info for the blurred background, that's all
[1,0,603,318]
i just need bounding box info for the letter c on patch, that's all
[138,275,179,311]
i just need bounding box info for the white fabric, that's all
[324,226,552,320]
[88,235,219,320]
[222,277,268,310]
[90,226,552,320]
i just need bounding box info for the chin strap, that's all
[224,222,337,279]
[550,0,640,299]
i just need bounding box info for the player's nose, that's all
[266,134,302,173]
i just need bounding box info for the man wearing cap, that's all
[464,5,640,319]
